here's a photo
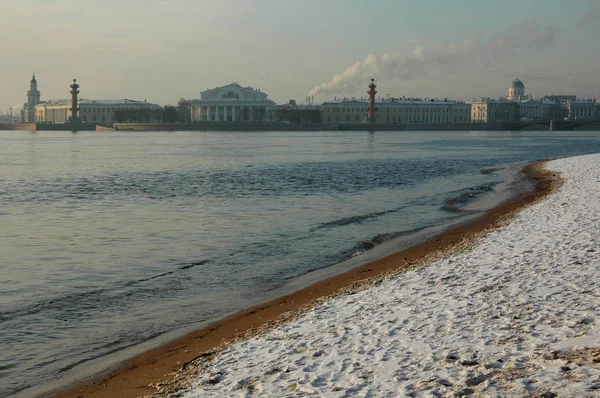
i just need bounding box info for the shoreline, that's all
[109,121,599,132]
[44,161,558,398]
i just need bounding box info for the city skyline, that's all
[1,0,599,112]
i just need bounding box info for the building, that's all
[561,100,597,121]
[544,95,577,102]
[114,108,163,123]
[321,97,471,124]
[507,79,526,101]
[519,99,562,120]
[470,99,520,123]
[21,74,42,122]
[190,83,276,122]
[0,112,20,124]
[274,100,321,124]
[35,99,161,124]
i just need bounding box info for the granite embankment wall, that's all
[112,121,600,132]
[3,121,596,133]
[36,123,97,131]
[114,123,327,131]
[113,122,507,132]
[0,123,36,131]
[0,123,100,132]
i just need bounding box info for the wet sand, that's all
[48,162,557,398]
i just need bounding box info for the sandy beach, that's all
[46,155,566,398]
[165,154,598,397]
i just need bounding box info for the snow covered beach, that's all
[169,154,600,397]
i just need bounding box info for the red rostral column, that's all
[367,78,377,122]
[70,79,80,122]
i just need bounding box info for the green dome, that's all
[510,79,524,88]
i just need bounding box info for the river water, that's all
[2,130,600,397]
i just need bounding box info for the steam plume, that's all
[577,0,600,30]
[308,19,558,97]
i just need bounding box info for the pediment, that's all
[200,83,268,100]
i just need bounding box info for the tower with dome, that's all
[507,78,525,101]
[21,74,42,122]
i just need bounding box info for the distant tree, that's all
[162,106,179,123]
[238,107,251,122]
[177,98,192,122]
[252,107,266,122]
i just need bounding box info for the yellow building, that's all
[470,99,519,123]
[36,99,161,124]
[321,98,471,124]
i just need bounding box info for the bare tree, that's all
[177,98,192,122]
[238,107,251,122]
[252,107,266,122]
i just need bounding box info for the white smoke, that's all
[308,19,558,97]
[577,0,600,30]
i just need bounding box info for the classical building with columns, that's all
[561,100,598,121]
[519,98,562,120]
[321,97,471,124]
[190,83,276,122]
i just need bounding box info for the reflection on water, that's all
[1,130,600,397]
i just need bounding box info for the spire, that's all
[31,74,37,84]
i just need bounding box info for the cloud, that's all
[490,20,558,51]
[308,19,558,97]
[577,0,600,30]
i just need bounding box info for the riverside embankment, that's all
[113,120,600,132]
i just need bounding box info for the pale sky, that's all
[1,0,599,111]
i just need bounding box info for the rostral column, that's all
[70,79,80,122]
[367,78,377,123]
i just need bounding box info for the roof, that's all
[567,100,596,105]
[322,98,467,106]
[277,104,322,110]
[79,99,157,105]
[520,99,562,106]
[39,98,160,107]
[199,83,269,100]
[510,78,524,88]
[469,99,517,104]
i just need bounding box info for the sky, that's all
[1,0,599,111]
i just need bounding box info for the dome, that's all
[510,78,524,88]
